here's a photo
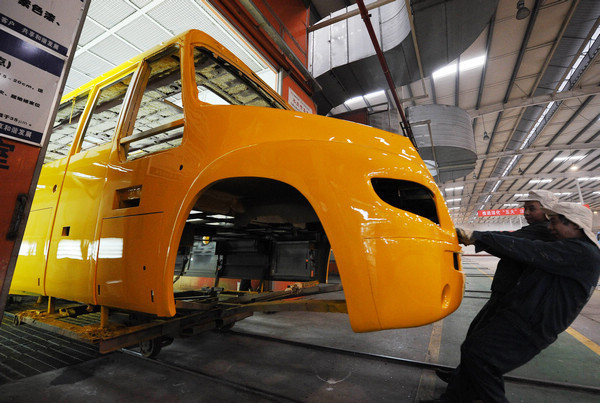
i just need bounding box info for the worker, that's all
[436,190,557,383]
[429,202,600,402]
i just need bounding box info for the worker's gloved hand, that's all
[456,227,474,245]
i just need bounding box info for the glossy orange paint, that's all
[10,30,463,332]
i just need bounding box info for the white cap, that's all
[543,202,599,249]
[516,189,558,208]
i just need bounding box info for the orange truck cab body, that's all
[11,30,464,332]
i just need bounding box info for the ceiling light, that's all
[432,62,457,80]
[501,155,519,177]
[363,90,386,100]
[516,0,530,20]
[520,102,555,150]
[529,179,552,184]
[445,186,464,191]
[446,198,461,203]
[344,95,365,107]
[554,155,585,162]
[432,55,486,80]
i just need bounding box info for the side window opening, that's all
[121,47,184,160]
[193,47,284,108]
[45,93,90,163]
[371,178,440,224]
[79,74,134,153]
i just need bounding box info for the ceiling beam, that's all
[477,140,600,161]
[440,169,600,187]
[502,0,541,104]
[475,14,495,110]
[467,84,600,119]
[447,187,600,203]
[529,0,580,97]
[306,0,395,32]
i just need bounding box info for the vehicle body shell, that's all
[11,30,464,332]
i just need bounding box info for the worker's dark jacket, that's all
[472,232,600,348]
[489,222,554,296]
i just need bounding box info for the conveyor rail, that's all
[5,282,346,354]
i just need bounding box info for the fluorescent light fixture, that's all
[577,177,600,181]
[514,193,527,198]
[432,55,486,80]
[343,91,385,107]
[460,55,487,72]
[554,192,572,196]
[364,90,385,99]
[501,156,519,177]
[529,179,552,184]
[345,95,365,106]
[432,62,457,80]
[520,102,555,150]
[554,155,585,162]
[445,186,464,191]
[491,180,503,192]
[503,203,519,207]
[593,191,600,195]
[446,198,461,202]
[449,207,460,210]
[558,25,600,92]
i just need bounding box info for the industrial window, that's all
[371,178,439,224]
[45,92,90,163]
[193,47,284,108]
[121,47,184,160]
[79,73,134,153]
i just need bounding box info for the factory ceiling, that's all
[308,0,600,225]
[60,0,600,225]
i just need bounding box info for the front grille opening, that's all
[371,178,439,224]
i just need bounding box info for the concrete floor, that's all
[0,255,598,402]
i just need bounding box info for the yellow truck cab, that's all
[11,30,463,332]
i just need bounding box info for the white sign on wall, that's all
[0,0,88,146]
[288,87,313,114]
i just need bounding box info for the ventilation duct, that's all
[407,104,476,182]
[308,0,499,114]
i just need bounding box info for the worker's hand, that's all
[456,227,474,245]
